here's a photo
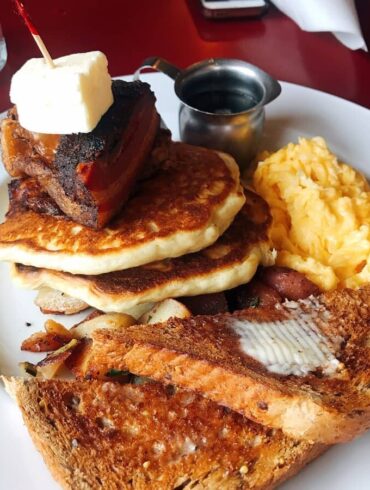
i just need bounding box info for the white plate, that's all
[1,73,370,489]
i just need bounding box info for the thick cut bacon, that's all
[1,80,160,229]
[6,130,172,219]
[7,178,62,217]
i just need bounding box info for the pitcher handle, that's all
[134,56,182,81]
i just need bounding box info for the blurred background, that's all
[0,0,369,111]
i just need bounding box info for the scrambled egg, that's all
[253,137,370,290]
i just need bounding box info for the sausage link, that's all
[259,266,320,301]
[234,280,282,310]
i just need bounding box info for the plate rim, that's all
[1,71,370,490]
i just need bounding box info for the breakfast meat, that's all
[139,128,172,180]
[258,266,320,301]
[0,143,245,275]
[180,292,229,315]
[7,178,63,217]
[229,267,319,311]
[1,80,160,228]
[231,279,282,310]
[6,130,172,219]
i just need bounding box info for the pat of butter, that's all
[10,51,113,134]
[230,308,341,377]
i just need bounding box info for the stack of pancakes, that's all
[0,124,273,318]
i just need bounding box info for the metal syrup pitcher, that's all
[135,57,281,172]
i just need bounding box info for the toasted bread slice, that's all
[11,190,272,312]
[73,287,370,443]
[2,377,324,489]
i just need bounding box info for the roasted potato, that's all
[44,319,74,338]
[20,339,79,379]
[36,339,79,379]
[70,312,136,339]
[21,331,71,352]
[35,287,89,315]
[138,299,191,324]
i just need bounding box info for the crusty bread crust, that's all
[2,377,325,490]
[75,287,370,444]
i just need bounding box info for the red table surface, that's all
[0,0,369,113]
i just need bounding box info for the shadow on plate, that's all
[260,114,348,165]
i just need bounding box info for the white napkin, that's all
[271,0,367,51]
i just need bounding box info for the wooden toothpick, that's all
[14,0,55,68]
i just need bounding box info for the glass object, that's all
[0,23,7,71]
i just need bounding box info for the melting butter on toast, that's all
[71,287,370,444]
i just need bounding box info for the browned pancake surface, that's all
[15,190,270,301]
[0,142,245,274]
[1,143,236,252]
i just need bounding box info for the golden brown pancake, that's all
[0,143,245,275]
[12,190,274,313]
